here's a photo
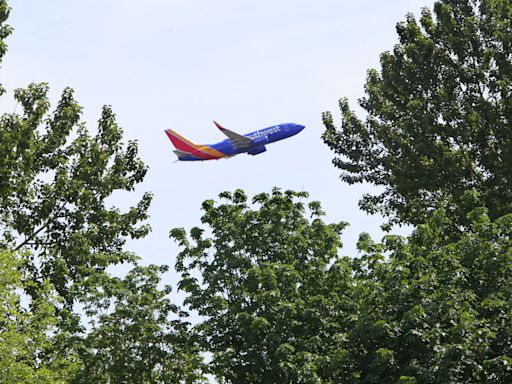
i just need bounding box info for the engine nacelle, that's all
[248,145,267,155]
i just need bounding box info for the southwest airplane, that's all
[165,121,305,161]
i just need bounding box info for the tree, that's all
[334,208,512,384]
[0,79,208,380]
[0,3,148,301]
[0,2,151,303]
[0,1,10,80]
[0,3,205,382]
[0,250,81,383]
[173,189,512,383]
[322,0,512,228]
[0,83,152,304]
[73,265,205,384]
[171,188,354,383]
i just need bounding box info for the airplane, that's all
[165,121,305,161]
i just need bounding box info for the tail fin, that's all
[165,128,227,160]
[165,129,199,153]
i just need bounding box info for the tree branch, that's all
[13,202,66,252]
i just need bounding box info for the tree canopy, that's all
[340,208,512,383]
[173,190,512,383]
[0,250,80,383]
[0,82,152,304]
[0,2,205,382]
[323,0,512,228]
[171,188,353,383]
[73,264,205,384]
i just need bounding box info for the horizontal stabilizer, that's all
[173,149,191,158]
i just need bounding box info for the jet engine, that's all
[248,145,267,155]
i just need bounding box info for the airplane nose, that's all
[297,124,305,131]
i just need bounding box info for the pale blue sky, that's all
[2,1,435,275]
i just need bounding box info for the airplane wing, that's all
[214,121,253,149]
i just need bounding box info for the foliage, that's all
[0,250,81,383]
[0,75,209,381]
[0,68,204,382]
[172,188,353,383]
[0,82,152,304]
[73,265,205,384]
[174,190,512,383]
[0,0,11,88]
[332,208,512,384]
[0,3,205,382]
[323,0,512,228]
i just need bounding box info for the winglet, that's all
[213,121,225,131]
